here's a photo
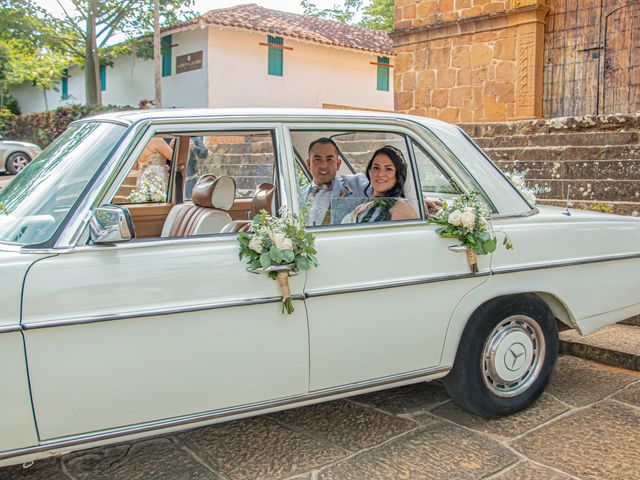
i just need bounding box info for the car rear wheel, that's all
[444,294,559,419]
[6,151,31,175]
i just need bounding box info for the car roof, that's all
[84,108,457,132]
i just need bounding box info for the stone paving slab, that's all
[316,421,518,480]
[269,400,416,451]
[490,461,574,480]
[429,393,568,439]
[512,401,640,480]
[560,324,640,371]
[176,416,345,480]
[0,459,67,480]
[1,356,639,480]
[64,438,217,480]
[613,381,640,407]
[546,355,640,407]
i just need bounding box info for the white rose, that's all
[448,210,463,226]
[248,235,263,253]
[463,206,475,213]
[461,210,476,230]
[270,232,293,251]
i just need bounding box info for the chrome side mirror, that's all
[90,205,135,244]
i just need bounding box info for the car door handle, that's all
[448,244,470,253]
[246,264,300,276]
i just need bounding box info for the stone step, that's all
[483,145,640,162]
[494,159,640,181]
[560,323,640,371]
[474,131,640,149]
[514,178,639,203]
[459,113,640,137]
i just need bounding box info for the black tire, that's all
[6,151,31,175]
[444,294,559,419]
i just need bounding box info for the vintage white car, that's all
[0,109,638,467]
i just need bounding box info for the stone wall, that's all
[460,114,640,215]
[392,0,548,122]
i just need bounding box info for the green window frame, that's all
[268,35,283,77]
[376,56,390,92]
[99,65,106,92]
[162,35,172,77]
[61,69,69,98]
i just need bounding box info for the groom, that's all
[299,137,369,226]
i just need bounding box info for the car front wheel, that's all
[445,294,559,419]
[6,151,31,175]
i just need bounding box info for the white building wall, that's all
[11,25,391,114]
[207,27,393,110]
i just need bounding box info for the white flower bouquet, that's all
[127,175,166,203]
[428,193,512,272]
[238,207,318,314]
[504,170,538,205]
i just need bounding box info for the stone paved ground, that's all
[1,356,639,480]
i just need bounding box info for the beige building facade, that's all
[392,0,549,122]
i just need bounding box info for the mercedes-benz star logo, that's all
[504,343,527,371]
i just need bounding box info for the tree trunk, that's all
[153,0,162,107]
[85,0,101,106]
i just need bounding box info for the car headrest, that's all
[191,175,236,211]
[252,183,276,215]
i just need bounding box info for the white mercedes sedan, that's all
[0,109,638,467]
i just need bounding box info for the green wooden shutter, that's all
[99,65,106,91]
[377,56,389,92]
[268,35,283,76]
[61,69,68,98]
[162,35,172,77]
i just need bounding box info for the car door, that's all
[21,123,309,441]
[287,124,489,391]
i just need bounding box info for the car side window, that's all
[114,135,174,205]
[108,130,278,240]
[292,130,422,226]
[411,139,460,197]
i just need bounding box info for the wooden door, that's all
[603,3,640,114]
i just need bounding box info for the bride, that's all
[342,146,418,223]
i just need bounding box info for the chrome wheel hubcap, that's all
[482,315,545,398]
[10,154,29,172]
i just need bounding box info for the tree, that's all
[0,0,73,110]
[300,0,394,31]
[52,0,197,106]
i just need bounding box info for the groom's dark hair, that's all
[308,137,339,156]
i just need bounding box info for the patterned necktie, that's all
[308,185,331,225]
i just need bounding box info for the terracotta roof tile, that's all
[179,3,393,55]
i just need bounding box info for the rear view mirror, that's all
[90,205,135,244]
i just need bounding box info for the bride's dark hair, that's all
[365,146,408,198]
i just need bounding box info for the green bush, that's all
[0,104,135,147]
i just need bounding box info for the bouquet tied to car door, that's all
[238,207,318,314]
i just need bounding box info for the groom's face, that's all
[307,142,341,186]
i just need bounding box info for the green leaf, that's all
[269,247,283,263]
[296,256,310,271]
[282,249,295,263]
[259,252,271,269]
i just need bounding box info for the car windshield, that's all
[0,121,127,246]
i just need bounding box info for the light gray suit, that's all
[300,173,370,225]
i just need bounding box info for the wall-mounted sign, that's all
[176,51,203,74]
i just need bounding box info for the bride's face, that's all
[369,153,397,196]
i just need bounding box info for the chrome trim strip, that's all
[0,365,450,462]
[492,252,640,275]
[491,207,539,219]
[0,325,22,333]
[306,271,489,298]
[22,294,306,330]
